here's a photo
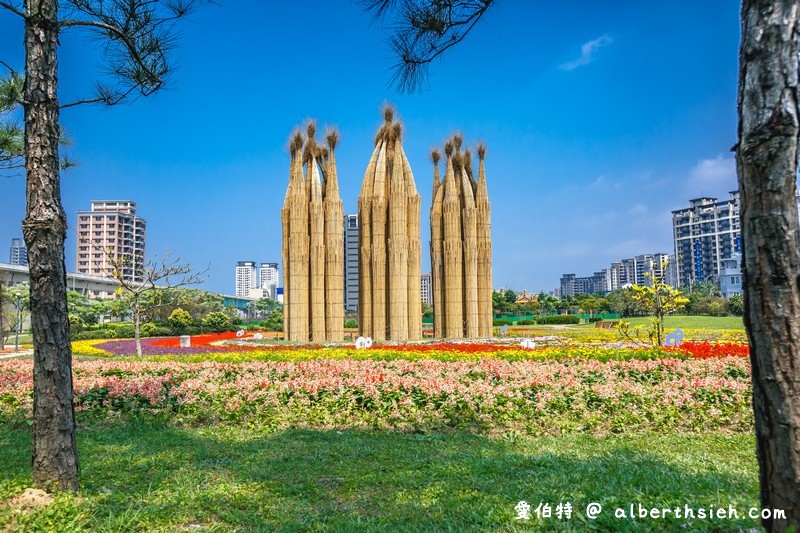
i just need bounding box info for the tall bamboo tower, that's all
[323,129,344,342]
[475,144,493,337]
[429,136,493,338]
[358,107,422,341]
[282,122,344,342]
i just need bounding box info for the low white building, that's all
[719,253,743,298]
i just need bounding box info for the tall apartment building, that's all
[672,192,741,287]
[259,262,279,298]
[343,214,359,313]
[420,273,432,305]
[9,238,27,266]
[673,190,800,290]
[76,200,146,283]
[236,261,258,298]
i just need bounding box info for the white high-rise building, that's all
[260,262,279,298]
[236,261,258,297]
[420,273,432,305]
[633,253,671,286]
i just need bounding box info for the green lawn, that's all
[612,315,744,331]
[1,333,32,346]
[0,423,759,531]
[565,315,744,332]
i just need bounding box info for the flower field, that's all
[1,337,753,433]
[0,329,754,434]
[71,330,749,362]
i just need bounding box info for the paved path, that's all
[0,349,32,359]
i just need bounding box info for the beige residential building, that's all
[76,200,146,285]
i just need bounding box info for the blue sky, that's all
[0,1,740,295]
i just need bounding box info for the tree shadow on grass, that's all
[0,423,759,531]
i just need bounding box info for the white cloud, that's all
[560,35,613,71]
[688,155,737,195]
[629,203,648,216]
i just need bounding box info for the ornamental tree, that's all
[625,276,689,346]
[94,249,207,357]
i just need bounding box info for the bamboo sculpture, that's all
[429,150,444,338]
[323,129,344,342]
[430,136,493,338]
[358,107,422,341]
[475,143,493,337]
[282,122,344,342]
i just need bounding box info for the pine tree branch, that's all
[0,1,26,18]
[363,0,494,92]
[58,18,164,93]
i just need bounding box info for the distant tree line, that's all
[491,283,743,319]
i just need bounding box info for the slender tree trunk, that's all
[134,293,142,358]
[737,1,800,529]
[22,0,79,491]
[0,285,6,350]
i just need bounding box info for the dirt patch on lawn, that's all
[6,488,54,511]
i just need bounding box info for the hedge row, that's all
[72,322,240,340]
[492,315,582,327]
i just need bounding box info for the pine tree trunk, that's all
[737,1,800,529]
[22,0,80,491]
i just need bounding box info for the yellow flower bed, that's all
[71,339,116,357]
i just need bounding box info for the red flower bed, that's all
[150,331,257,350]
[675,341,749,359]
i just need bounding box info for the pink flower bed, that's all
[0,356,753,433]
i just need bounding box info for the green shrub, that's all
[140,324,172,337]
[538,315,580,325]
[140,322,157,337]
[69,314,86,337]
[264,308,283,331]
[587,317,603,323]
[111,323,136,338]
[74,329,118,340]
[96,322,137,338]
[517,319,535,326]
[343,318,358,329]
[728,293,744,317]
[493,320,512,327]
[202,311,232,333]
[168,308,193,334]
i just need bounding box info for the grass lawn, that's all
[565,315,744,331]
[0,423,759,531]
[615,315,744,331]
[1,332,32,346]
